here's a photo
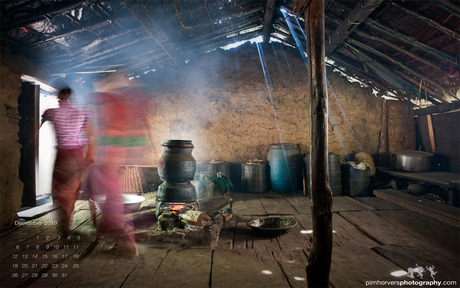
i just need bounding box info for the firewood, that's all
[179,210,212,226]
[194,196,233,213]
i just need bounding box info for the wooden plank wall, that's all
[416,105,460,173]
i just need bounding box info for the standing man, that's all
[88,72,151,259]
[41,87,94,236]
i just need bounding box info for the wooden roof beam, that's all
[364,18,459,67]
[1,0,99,32]
[66,36,154,70]
[262,0,277,43]
[328,52,406,100]
[391,1,460,43]
[18,19,113,53]
[121,0,186,67]
[344,42,446,103]
[325,0,384,55]
[354,30,446,73]
[346,38,450,97]
[435,0,460,19]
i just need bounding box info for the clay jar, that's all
[157,140,197,203]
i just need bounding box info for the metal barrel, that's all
[202,160,230,178]
[341,163,370,197]
[268,143,302,193]
[304,153,342,196]
[241,162,268,193]
[328,153,342,196]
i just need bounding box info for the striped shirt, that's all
[41,101,89,149]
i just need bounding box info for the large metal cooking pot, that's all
[392,150,434,172]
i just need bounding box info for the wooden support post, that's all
[305,0,333,286]
[378,99,390,167]
[426,114,437,153]
[262,0,276,43]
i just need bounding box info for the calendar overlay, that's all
[0,201,98,287]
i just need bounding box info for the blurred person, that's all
[40,87,94,237]
[87,72,151,259]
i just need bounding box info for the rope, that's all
[174,0,192,29]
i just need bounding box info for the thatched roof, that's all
[1,0,459,106]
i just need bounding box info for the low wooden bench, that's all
[378,167,460,206]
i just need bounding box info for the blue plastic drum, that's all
[268,143,302,193]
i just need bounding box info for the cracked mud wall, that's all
[1,45,24,230]
[142,42,414,165]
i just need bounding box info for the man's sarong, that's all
[52,148,84,235]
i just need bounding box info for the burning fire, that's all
[169,204,187,213]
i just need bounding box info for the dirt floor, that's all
[1,190,459,288]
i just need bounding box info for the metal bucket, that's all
[268,143,302,193]
[202,160,230,178]
[241,161,268,193]
[341,163,370,197]
[304,153,342,196]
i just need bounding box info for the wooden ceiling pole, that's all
[121,0,186,67]
[346,38,450,99]
[435,0,460,19]
[304,0,333,286]
[364,19,459,67]
[0,0,95,32]
[391,1,460,42]
[354,30,446,73]
[325,0,384,55]
[262,0,277,43]
[343,42,445,104]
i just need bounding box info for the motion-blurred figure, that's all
[41,88,94,236]
[87,72,151,258]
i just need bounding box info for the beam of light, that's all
[280,9,308,66]
[257,42,304,191]
[301,230,313,234]
[262,270,273,275]
[327,78,364,152]
[271,37,296,85]
[255,41,284,144]
[294,17,307,41]
[221,35,263,50]
[281,9,366,153]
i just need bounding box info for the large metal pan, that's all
[90,194,145,214]
[392,150,434,172]
[247,217,297,237]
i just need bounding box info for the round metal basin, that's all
[247,217,297,237]
[90,194,145,214]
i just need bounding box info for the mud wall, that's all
[142,43,390,164]
[1,45,24,230]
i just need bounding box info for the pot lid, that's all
[393,150,434,157]
[209,159,225,164]
[269,143,298,149]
